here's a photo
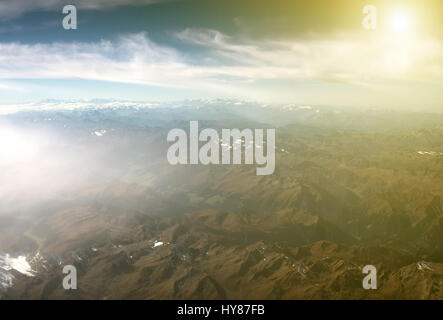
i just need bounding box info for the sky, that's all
[0,0,443,110]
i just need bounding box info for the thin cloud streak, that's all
[177,28,443,84]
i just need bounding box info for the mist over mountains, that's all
[1,100,443,299]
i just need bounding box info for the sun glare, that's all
[390,12,411,31]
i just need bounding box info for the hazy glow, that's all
[390,12,411,32]
[0,127,39,166]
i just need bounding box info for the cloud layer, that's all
[0,28,442,106]
[177,28,443,83]
[1,29,442,82]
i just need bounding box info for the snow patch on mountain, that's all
[0,253,35,293]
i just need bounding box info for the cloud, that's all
[176,28,443,84]
[0,32,262,94]
[0,0,173,20]
[0,29,442,106]
[0,33,198,87]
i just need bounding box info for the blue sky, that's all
[0,0,442,110]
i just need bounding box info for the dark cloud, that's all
[0,0,176,20]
